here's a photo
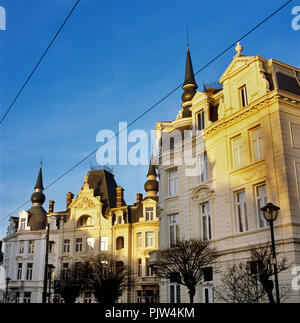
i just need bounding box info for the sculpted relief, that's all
[76,197,95,210]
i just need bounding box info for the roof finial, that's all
[40,155,43,168]
[235,42,243,56]
[187,24,189,48]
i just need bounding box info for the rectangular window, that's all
[17,263,22,280]
[101,237,108,251]
[137,233,142,248]
[203,267,213,282]
[199,152,209,183]
[62,263,69,279]
[203,287,214,303]
[28,240,35,254]
[145,232,154,248]
[26,263,33,280]
[87,238,94,251]
[19,218,26,231]
[256,183,268,228]
[201,202,211,241]
[75,238,82,252]
[250,127,264,161]
[169,284,181,303]
[146,207,154,221]
[168,169,178,196]
[23,292,31,304]
[48,241,56,253]
[240,85,248,108]
[63,239,70,253]
[15,292,21,303]
[137,259,142,277]
[136,290,142,303]
[169,214,180,246]
[146,258,154,277]
[232,136,243,169]
[84,292,92,303]
[197,110,205,131]
[236,190,248,232]
[145,290,155,303]
[19,241,24,254]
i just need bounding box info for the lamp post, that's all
[260,202,280,304]
[47,264,55,303]
[5,277,11,303]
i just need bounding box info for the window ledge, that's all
[229,159,265,175]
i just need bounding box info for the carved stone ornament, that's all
[191,185,215,204]
[76,197,95,210]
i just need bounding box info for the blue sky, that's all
[0,0,299,239]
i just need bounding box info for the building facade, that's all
[152,42,300,303]
[2,163,159,303]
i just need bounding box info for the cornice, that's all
[204,90,300,138]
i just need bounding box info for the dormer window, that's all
[19,218,26,231]
[196,110,205,130]
[146,207,154,221]
[117,215,123,225]
[240,85,248,108]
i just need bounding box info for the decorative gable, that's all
[219,55,255,83]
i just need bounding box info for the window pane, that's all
[170,285,175,303]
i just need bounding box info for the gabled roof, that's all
[219,55,257,83]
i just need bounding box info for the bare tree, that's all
[57,263,88,304]
[249,247,290,303]
[152,239,219,303]
[215,246,291,303]
[85,254,127,304]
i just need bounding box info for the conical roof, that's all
[183,46,198,88]
[34,167,44,190]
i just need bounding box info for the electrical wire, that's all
[0,0,294,225]
[0,0,81,126]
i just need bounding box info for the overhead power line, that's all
[0,0,294,224]
[0,0,81,126]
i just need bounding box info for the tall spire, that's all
[34,165,44,190]
[147,153,157,177]
[183,46,197,88]
[181,44,198,114]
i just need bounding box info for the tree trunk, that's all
[188,286,196,304]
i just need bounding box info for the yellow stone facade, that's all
[154,44,300,303]
[48,168,159,303]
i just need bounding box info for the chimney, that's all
[136,193,143,204]
[66,192,74,209]
[116,187,124,207]
[49,200,55,213]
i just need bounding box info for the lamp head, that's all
[261,203,280,222]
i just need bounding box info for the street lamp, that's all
[5,277,11,303]
[260,202,280,303]
[47,264,55,303]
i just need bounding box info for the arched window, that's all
[116,237,124,250]
[48,241,56,253]
[77,215,94,227]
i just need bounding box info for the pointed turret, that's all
[183,46,198,88]
[144,156,158,198]
[27,165,47,231]
[181,45,198,115]
[34,166,44,190]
